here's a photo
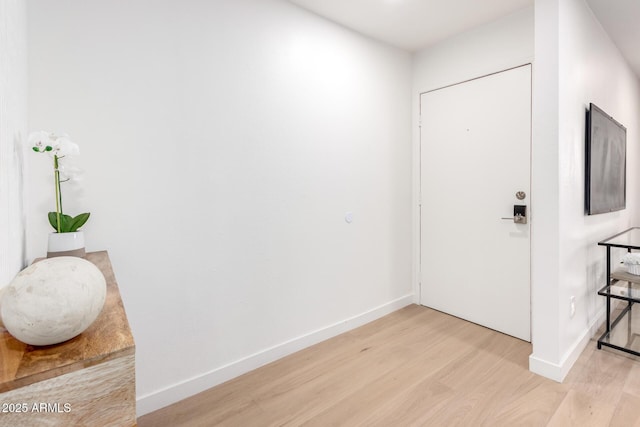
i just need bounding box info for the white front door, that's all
[420,65,531,341]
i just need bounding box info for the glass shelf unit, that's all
[598,228,640,357]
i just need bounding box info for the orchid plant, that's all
[29,131,90,233]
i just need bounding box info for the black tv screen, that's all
[586,103,626,215]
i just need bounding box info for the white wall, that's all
[0,0,27,287]
[27,0,413,415]
[412,7,534,94]
[529,0,562,377]
[531,0,640,380]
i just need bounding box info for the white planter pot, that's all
[47,231,86,258]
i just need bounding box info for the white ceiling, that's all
[287,0,533,52]
[288,0,640,78]
[586,0,640,78]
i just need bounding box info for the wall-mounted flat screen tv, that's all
[586,103,626,215]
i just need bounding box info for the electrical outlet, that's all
[570,296,576,318]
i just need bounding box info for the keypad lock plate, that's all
[502,205,527,224]
[513,205,527,224]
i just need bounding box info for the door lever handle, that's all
[501,205,527,224]
[501,214,527,224]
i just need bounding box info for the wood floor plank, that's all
[248,305,437,400]
[252,317,452,424]
[491,376,568,427]
[565,345,633,407]
[608,392,640,427]
[364,379,458,427]
[546,389,615,427]
[139,305,640,427]
[412,337,535,426]
[260,309,504,426]
[299,321,486,426]
[624,360,640,398]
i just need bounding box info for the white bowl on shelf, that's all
[622,253,640,275]
[627,264,640,276]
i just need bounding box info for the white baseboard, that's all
[136,294,414,417]
[529,307,606,382]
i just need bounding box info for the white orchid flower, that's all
[52,136,80,158]
[29,130,55,153]
[29,131,79,158]
[58,164,84,182]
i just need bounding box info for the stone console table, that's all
[0,251,136,426]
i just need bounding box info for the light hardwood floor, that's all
[138,304,640,426]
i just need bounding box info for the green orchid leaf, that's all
[47,212,58,231]
[68,213,90,232]
[48,212,71,232]
[60,214,73,232]
[48,212,90,232]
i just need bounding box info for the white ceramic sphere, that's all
[0,257,106,346]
